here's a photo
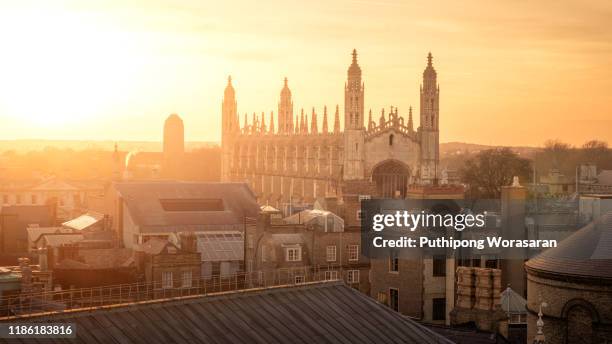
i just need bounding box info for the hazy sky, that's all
[0,0,610,146]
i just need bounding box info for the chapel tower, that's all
[419,53,440,184]
[277,78,294,134]
[221,76,238,181]
[343,49,365,180]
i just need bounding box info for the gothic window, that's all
[389,134,394,146]
[355,143,359,152]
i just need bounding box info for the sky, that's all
[0,0,610,147]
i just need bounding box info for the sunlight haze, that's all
[0,0,611,146]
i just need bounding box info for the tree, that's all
[459,148,531,199]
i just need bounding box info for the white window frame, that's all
[347,270,359,283]
[294,275,305,284]
[356,210,362,220]
[161,271,173,289]
[324,270,338,281]
[348,245,359,262]
[358,194,371,202]
[286,247,301,262]
[181,270,192,288]
[326,245,337,262]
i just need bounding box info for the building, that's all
[221,50,441,207]
[246,209,369,294]
[134,238,200,289]
[0,205,55,261]
[109,181,259,248]
[0,178,104,222]
[525,212,612,344]
[0,281,454,344]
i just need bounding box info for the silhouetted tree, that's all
[459,148,531,199]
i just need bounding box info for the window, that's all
[347,270,359,283]
[377,292,387,305]
[433,256,446,277]
[389,288,399,312]
[161,271,173,289]
[389,250,399,272]
[485,259,498,269]
[389,134,394,146]
[181,271,192,288]
[358,194,371,202]
[432,298,446,321]
[324,271,338,280]
[326,245,337,262]
[294,275,305,284]
[286,247,301,262]
[348,245,359,262]
[510,313,527,324]
[31,195,37,205]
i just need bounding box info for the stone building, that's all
[245,209,369,294]
[525,212,612,344]
[221,50,441,207]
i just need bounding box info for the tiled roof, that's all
[0,282,453,344]
[526,211,612,280]
[114,182,259,233]
[37,233,84,247]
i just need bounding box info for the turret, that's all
[419,52,441,184]
[278,77,294,134]
[311,108,318,134]
[221,76,238,181]
[343,49,365,180]
[334,105,340,134]
[322,106,329,134]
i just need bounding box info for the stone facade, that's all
[221,50,441,207]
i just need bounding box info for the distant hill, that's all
[0,140,218,153]
[440,142,539,158]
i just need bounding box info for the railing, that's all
[0,266,355,320]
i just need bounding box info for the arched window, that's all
[389,134,394,146]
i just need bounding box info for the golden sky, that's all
[0,0,610,146]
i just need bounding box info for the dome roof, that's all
[525,211,612,281]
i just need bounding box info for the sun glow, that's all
[0,6,144,128]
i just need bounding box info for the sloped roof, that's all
[26,226,69,244]
[62,212,104,231]
[525,211,612,280]
[55,248,134,270]
[0,282,453,344]
[500,286,527,314]
[114,182,259,233]
[30,179,80,191]
[284,209,344,232]
[197,231,243,262]
[36,233,84,247]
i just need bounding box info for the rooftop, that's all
[525,211,612,281]
[114,181,259,233]
[0,281,452,344]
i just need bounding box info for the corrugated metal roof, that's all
[115,182,259,233]
[0,282,454,344]
[197,231,243,262]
